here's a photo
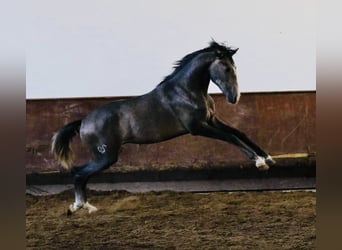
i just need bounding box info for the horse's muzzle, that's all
[226,87,240,104]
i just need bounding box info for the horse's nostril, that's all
[226,94,237,104]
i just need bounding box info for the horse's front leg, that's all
[210,117,275,165]
[188,121,270,170]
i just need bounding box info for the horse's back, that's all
[118,91,188,143]
[79,91,187,146]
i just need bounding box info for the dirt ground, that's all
[26,190,316,249]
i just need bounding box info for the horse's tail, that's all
[51,119,82,169]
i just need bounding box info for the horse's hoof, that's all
[67,204,76,216]
[88,207,98,214]
[265,155,276,165]
[67,203,82,215]
[84,202,98,214]
[257,163,270,171]
[255,156,269,171]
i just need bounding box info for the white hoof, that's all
[83,202,98,214]
[67,202,83,215]
[255,156,265,167]
[255,156,269,171]
[266,155,276,165]
[67,202,98,215]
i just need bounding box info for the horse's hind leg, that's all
[68,149,119,214]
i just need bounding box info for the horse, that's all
[51,41,275,214]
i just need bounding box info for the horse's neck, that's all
[175,56,212,95]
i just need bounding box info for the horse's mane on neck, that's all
[158,41,232,86]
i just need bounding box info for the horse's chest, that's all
[175,96,214,121]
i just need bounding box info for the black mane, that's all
[159,41,235,85]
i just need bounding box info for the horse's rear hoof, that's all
[67,204,76,216]
[84,202,98,214]
[67,203,80,216]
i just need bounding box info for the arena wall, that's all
[26,91,315,174]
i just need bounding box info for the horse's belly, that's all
[123,113,187,144]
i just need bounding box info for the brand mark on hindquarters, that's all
[97,144,107,154]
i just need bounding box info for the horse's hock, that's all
[26,91,315,177]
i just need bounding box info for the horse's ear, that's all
[230,48,239,55]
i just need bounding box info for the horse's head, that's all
[209,44,240,104]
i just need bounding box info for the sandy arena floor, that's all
[26,190,316,249]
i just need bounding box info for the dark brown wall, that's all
[26,92,316,173]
